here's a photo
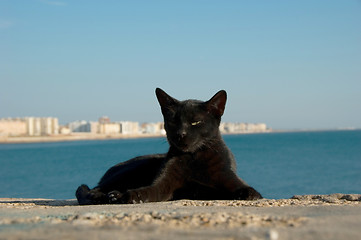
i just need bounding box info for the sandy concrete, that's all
[1,194,361,240]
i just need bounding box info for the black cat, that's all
[76,88,262,205]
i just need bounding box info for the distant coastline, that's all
[0,133,165,144]
[1,117,269,143]
[0,128,359,144]
[270,128,360,133]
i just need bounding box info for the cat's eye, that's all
[191,121,202,126]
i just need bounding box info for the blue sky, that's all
[1,1,360,129]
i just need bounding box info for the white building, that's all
[220,122,268,134]
[26,117,40,136]
[141,122,165,135]
[119,121,139,135]
[0,118,27,136]
[41,117,59,135]
[25,117,59,136]
[99,123,121,134]
[68,120,88,132]
[87,121,99,134]
[67,119,139,135]
[67,121,99,133]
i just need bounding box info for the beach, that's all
[1,194,360,240]
[0,133,165,144]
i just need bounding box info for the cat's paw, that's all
[76,184,92,205]
[87,188,107,204]
[108,190,128,204]
[108,190,144,204]
[235,187,263,200]
[76,185,107,205]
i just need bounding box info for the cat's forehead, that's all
[182,99,203,105]
[177,100,206,115]
[180,99,204,108]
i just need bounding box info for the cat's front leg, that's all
[218,173,263,200]
[108,156,187,204]
[108,186,173,204]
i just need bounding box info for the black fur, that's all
[76,88,262,205]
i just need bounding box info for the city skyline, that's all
[0,116,269,138]
[0,115,269,126]
[1,1,361,130]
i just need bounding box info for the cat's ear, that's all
[155,88,179,113]
[206,90,227,117]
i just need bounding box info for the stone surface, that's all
[0,194,361,240]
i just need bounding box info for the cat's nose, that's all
[177,130,187,139]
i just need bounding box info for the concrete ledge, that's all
[1,194,361,240]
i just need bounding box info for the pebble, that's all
[266,229,279,240]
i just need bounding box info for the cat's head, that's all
[156,88,227,153]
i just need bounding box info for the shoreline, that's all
[0,133,166,144]
[1,194,361,240]
[1,129,359,144]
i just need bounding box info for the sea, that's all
[0,130,360,200]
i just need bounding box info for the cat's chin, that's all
[172,143,201,153]
[174,145,192,153]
